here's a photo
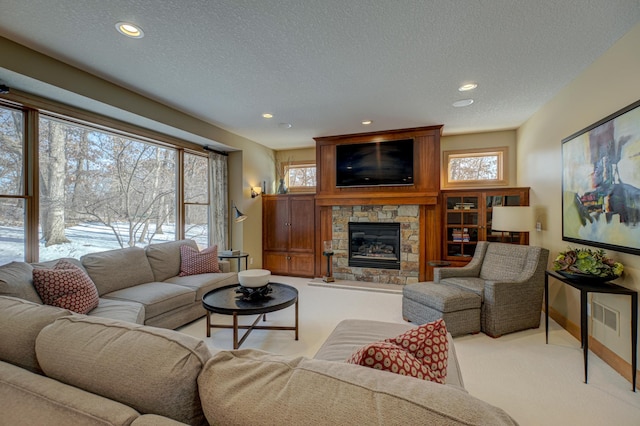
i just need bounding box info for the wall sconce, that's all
[251,186,262,198]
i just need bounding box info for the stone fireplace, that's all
[331,205,420,285]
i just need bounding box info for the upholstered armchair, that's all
[434,241,549,337]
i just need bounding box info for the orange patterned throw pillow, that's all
[346,319,449,383]
[32,260,99,314]
[179,244,220,276]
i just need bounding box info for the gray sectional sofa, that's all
[0,296,518,425]
[0,239,518,425]
[0,239,239,329]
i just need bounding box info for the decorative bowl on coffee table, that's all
[237,269,272,300]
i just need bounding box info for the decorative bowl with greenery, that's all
[553,247,623,281]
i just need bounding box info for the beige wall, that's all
[518,22,640,363]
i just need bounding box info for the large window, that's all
[0,99,216,264]
[38,116,178,260]
[0,104,26,263]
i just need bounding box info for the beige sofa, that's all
[0,296,518,425]
[0,239,239,329]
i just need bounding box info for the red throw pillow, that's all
[346,319,448,383]
[32,260,99,314]
[179,245,220,276]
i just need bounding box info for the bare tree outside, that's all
[184,152,209,241]
[448,155,498,181]
[0,106,26,262]
[39,120,71,246]
[37,116,178,254]
[285,163,316,189]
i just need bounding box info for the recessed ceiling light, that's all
[452,99,474,108]
[278,123,292,129]
[115,22,144,38]
[262,113,273,119]
[458,83,478,92]
[362,120,372,125]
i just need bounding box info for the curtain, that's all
[208,151,228,249]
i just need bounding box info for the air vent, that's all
[592,301,619,334]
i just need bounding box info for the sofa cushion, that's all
[314,319,464,388]
[102,282,195,319]
[0,360,141,426]
[347,319,448,383]
[131,415,190,425]
[32,260,99,314]
[198,349,518,426]
[81,247,155,295]
[164,272,239,301]
[179,245,220,276]
[33,257,86,271]
[36,315,211,426]
[89,298,145,324]
[0,296,71,374]
[0,261,42,303]
[146,239,199,282]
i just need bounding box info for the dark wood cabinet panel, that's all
[263,194,315,277]
[263,197,289,251]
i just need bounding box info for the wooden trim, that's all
[25,109,39,263]
[315,192,439,206]
[548,306,639,387]
[313,125,444,142]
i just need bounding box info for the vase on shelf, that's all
[277,179,288,194]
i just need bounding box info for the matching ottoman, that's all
[402,282,481,337]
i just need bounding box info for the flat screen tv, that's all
[336,139,414,187]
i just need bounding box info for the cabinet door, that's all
[289,196,315,252]
[444,195,479,260]
[263,252,290,275]
[289,253,315,277]
[263,197,289,251]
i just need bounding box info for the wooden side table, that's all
[545,270,637,391]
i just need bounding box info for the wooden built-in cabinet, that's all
[262,194,315,277]
[441,188,530,266]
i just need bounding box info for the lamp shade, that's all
[491,206,533,232]
[233,204,248,223]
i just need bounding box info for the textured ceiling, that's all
[0,1,639,150]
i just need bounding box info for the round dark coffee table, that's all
[202,283,298,349]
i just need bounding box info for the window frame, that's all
[0,94,213,262]
[283,161,317,193]
[442,147,508,188]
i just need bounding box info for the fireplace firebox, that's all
[348,222,401,270]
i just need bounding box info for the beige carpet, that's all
[178,275,640,426]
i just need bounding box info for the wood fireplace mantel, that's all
[313,126,443,281]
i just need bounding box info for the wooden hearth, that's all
[313,126,443,282]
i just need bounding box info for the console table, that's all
[545,270,637,391]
